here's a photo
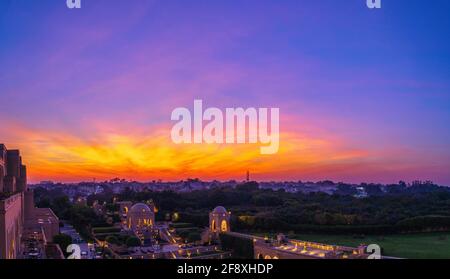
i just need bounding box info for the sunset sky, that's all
[0,0,449,184]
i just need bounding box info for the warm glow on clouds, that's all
[3,122,372,183]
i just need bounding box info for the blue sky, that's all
[0,0,449,183]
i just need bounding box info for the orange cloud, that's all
[2,122,370,183]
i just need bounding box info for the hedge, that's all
[220,233,254,259]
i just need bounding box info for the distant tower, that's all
[246,170,250,182]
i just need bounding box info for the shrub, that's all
[92,227,121,234]
[126,236,141,247]
[53,234,73,257]
[105,235,120,245]
[219,233,254,259]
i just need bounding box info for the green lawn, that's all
[291,232,450,259]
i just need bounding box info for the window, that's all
[220,220,228,232]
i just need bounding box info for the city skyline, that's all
[1,0,450,184]
[26,174,450,187]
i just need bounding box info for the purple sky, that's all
[0,0,449,184]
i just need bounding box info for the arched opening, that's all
[264,255,272,260]
[211,219,216,231]
[9,238,15,259]
[273,256,279,259]
[257,254,264,260]
[220,220,228,232]
[124,207,128,214]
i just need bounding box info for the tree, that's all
[251,193,283,206]
[126,236,141,247]
[53,234,73,257]
[220,233,254,259]
[236,181,259,192]
[186,232,201,243]
[335,184,357,196]
[51,196,72,219]
[105,236,120,245]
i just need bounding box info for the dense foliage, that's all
[34,181,450,235]
[219,233,254,259]
[126,236,141,247]
[53,233,72,257]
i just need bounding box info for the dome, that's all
[212,206,227,214]
[129,203,152,214]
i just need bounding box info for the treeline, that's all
[233,215,450,235]
[335,180,446,196]
[33,181,450,235]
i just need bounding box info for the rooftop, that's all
[129,203,152,214]
[212,206,227,214]
[33,208,59,225]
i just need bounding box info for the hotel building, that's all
[0,144,60,259]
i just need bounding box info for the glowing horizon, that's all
[1,1,449,185]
